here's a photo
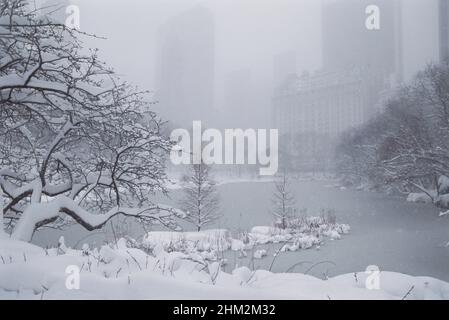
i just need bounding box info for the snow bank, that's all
[1,239,448,300]
[407,190,449,209]
[406,192,434,204]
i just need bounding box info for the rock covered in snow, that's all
[407,192,434,204]
[438,175,449,195]
[253,249,267,259]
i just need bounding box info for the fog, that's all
[53,0,439,129]
[3,0,449,299]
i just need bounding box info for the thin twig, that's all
[401,285,415,300]
[304,260,336,275]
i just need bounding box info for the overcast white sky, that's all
[58,0,439,126]
[71,0,321,89]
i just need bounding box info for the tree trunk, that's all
[0,188,6,239]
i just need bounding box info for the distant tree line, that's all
[335,60,449,209]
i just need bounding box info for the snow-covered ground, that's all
[1,238,448,300]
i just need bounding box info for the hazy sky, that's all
[72,0,321,86]
[56,0,439,127]
[65,0,322,127]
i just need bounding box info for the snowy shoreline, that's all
[1,238,448,300]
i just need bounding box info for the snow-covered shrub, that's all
[244,210,350,252]
[141,229,231,262]
[253,249,267,259]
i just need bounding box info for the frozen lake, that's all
[33,180,449,281]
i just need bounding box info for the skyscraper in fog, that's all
[440,0,449,61]
[274,0,403,139]
[322,0,401,81]
[321,0,403,118]
[155,5,215,126]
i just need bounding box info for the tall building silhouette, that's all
[322,0,401,81]
[440,0,449,61]
[155,5,215,127]
[274,0,403,139]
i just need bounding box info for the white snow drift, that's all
[1,238,448,300]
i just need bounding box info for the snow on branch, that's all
[0,0,176,240]
[11,196,185,242]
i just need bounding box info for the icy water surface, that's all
[33,180,449,281]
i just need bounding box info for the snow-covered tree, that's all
[180,162,220,232]
[271,170,296,229]
[0,187,5,239]
[335,60,449,209]
[0,0,183,241]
